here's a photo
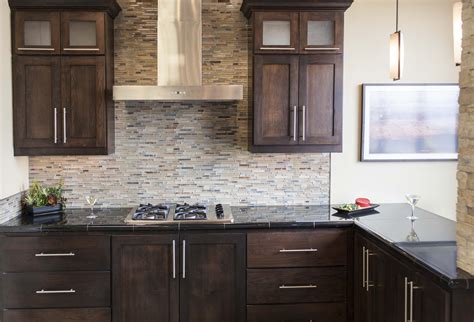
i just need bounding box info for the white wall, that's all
[0,0,28,199]
[331,0,459,220]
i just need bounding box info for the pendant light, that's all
[390,0,404,81]
[453,2,462,66]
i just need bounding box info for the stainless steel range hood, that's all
[113,0,243,102]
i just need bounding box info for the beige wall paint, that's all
[0,0,28,199]
[331,0,459,220]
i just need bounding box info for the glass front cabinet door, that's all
[61,12,105,55]
[300,12,343,54]
[254,12,299,54]
[14,11,60,55]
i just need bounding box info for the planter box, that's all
[24,204,63,217]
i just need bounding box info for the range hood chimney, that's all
[113,0,243,101]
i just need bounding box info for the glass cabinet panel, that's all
[262,21,291,46]
[61,12,105,55]
[300,12,343,53]
[69,21,97,47]
[254,12,298,53]
[14,11,60,54]
[307,20,335,46]
[24,21,52,47]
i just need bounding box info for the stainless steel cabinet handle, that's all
[63,108,67,144]
[182,240,186,279]
[408,280,421,322]
[362,246,366,288]
[18,47,55,51]
[404,277,408,322]
[172,240,176,279]
[279,284,317,289]
[292,106,297,141]
[302,105,306,141]
[260,47,296,51]
[365,249,375,291]
[63,48,100,51]
[304,47,340,51]
[279,248,318,253]
[35,252,75,257]
[54,108,58,144]
[36,289,76,294]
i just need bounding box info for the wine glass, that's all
[85,195,98,219]
[406,219,420,242]
[405,194,421,220]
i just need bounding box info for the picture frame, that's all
[361,84,459,162]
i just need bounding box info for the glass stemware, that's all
[405,194,421,220]
[85,195,98,219]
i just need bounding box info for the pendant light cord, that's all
[396,0,399,31]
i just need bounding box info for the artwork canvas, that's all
[361,84,459,161]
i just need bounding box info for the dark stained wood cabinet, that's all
[242,0,353,153]
[112,235,179,322]
[180,233,246,322]
[9,0,119,155]
[112,233,246,322]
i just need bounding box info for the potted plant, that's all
[22,181,67,216]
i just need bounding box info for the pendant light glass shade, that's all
[453,2,462,66]
[390,31,404,81]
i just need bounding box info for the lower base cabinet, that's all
[247,303,346,322]
[3,308,110,322]
[112,233,246,322]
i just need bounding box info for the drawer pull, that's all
[260,47,296,51]
[63,48,100,51]
[279,248,318,253]
[18,47,55,51]
[279,284,317,289]
[35,252,75,257]
[36,289,76,294]
[304,47,340,51]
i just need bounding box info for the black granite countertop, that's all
[0,203,472,289]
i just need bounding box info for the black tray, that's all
[332,204,380,215]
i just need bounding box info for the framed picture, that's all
[361,84,459,161]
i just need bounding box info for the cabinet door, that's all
[299,55,342,148]
[61,12,105,55]
[112,235,179,322]
[390,259,420,322]
[13,56,61,155]
[417,274,450,322]
[254,55,299,146]
[300,12,343,54]
[61,56,106,149]
[355,234,392,322]
[180,233,246,322]
[254,12,299,54]
[14,11,60,55]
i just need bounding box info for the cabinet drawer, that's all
[247,267,346,304]
[2,272,110,309]
[247,230,347,268]
[247,303,346,322]
[0,236,110,272]
[3,308,111,322]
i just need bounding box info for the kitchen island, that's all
[0,204,472,322]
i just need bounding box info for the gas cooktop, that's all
[125,203,233,224]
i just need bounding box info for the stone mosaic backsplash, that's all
[0,192,23,223]
[28,0,331,208]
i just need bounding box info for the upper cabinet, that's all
[242,0,353,153]
[9,0,121,156]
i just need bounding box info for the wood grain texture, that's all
[248,229,347,268]
[247,267,346,304]
[0,235,110,272]
[254,55,299,146]
[61,56,107,149]
[8,0,122,18]
[112,235,179,322]
[2,271,110,309]
[180,233,246,322]
[247,303,347,322]
[13,56,61,154]
[3,308,111,322]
